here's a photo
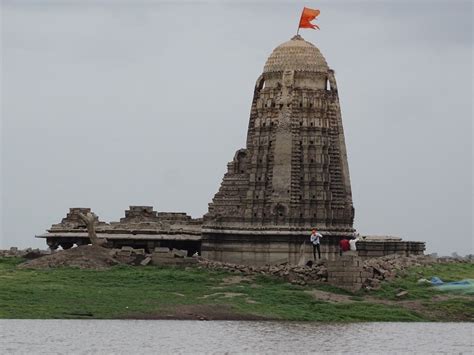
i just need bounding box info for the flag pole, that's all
[296,8,304,36]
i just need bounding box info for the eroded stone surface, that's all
[204,36,354,234]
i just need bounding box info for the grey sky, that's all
[1,1,472,255]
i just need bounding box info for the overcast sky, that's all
[1,0,472,255]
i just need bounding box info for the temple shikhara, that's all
[202,35,355,264]
[36,35,425,265]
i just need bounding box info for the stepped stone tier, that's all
[202,35,355,264]
[37,206,202,254]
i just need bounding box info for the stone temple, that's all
[37,35,425,264]
[202,35,355,264]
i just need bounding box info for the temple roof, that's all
[263,35,329,74]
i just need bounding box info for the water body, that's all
[1,320,472,354]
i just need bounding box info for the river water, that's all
[0,320,472,354]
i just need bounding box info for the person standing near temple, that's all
[310,229,323,260]
[339,237,350,256]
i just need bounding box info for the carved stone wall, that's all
[205,35,354,234]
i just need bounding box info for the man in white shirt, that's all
[349,237,359,251]
[310,229,323,260]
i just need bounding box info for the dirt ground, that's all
[122,304,271,321]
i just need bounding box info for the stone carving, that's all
[263,35,329,73]
[205,35,354,233]
[275,69,294,130]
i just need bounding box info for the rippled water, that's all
[1,320,472,354]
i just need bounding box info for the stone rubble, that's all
[196,254,472,291]
[196,259,329,286]
[361,254,472,290]
[6,246,471,291]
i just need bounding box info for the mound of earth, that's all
[18,245,121,270]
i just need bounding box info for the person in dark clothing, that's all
[339,238,350,256]
[310,229,323,260]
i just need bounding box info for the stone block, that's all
[121,246,134,252]
[151,255,176,265]
[172,249,187,258]
[152,252,174,259]
[154,247,170,253]
[327,265,346,272]
[140,256,152,266]
[183,257,198,264]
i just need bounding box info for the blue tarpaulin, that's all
[430,277,474,294]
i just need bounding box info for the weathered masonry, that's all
[37,207,201,255]
[202,35,355,264]
[36,35,425,264]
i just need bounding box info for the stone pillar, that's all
[326,255,371,292]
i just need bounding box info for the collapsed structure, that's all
[37,35,425,264]
[38,207,201,256]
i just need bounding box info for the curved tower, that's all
[203,35,355,264]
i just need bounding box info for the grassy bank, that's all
[0,257,472,321]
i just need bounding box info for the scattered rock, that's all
[0,248,50,259]
[198,259,328,285]
[396,291,409,298]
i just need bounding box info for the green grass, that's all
[369,263,474,300]
[365,262,474,321]
[1,257,472,321]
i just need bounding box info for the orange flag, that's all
[298,7,320,30]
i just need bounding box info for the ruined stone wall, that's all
[49,208,107,232]
[356,240,425,258]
